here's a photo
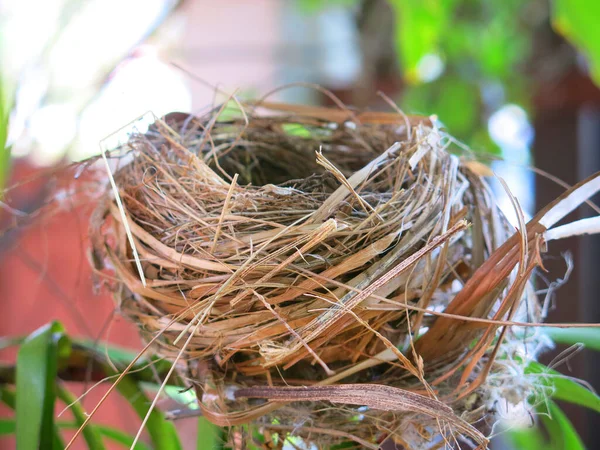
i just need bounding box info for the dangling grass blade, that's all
[540,400,585,450]
[16,321,70,450]
[544,327,600,352]
[526,361,600,413]
[197,417,223,450]
[115,374,182,450]
[57,384,106,450]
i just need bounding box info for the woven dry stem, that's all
[88,99,600,449]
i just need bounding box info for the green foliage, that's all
[507,400,585,450]
[384,0,529,154]
[507,425,546,450]
[543,326,600,352]
[540,400,585,450]
[391,0,455,83]
[78,424,151,450]
[110,371,182,450]
[2,385,64,449]
[0,418,152,450]
[553,0,600,86]
[0,323,189,450]
[505,359,600,449]
[526,361,600,413]
[292,0,599,155]
[197,417,224,450]
[402,75,481,138]
[16,321,70,450]
[0,419,16,436]
[390,0,600,153]
[56,385,106,450]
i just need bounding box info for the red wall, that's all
[0,160,196,449]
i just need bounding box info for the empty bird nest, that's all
[88,99,600,449]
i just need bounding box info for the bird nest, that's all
[89,100,600,449]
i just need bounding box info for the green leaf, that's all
[391,0,455,83]
[57,384,106,450]
[91,424,152,450]
[544,326,600,352]
[1,386,64,449]
[59,422,152,450]
[0,419,152,449]
[540,401,585,450]
[526,361,600,414]
[403,76,479,139]
[197,417,223,450]
[70,340,184,449]
[507,400,586,450]
[0,418,16,436]
[552,0,600,86]
[0,418,156,450]
[506,426,545,450]
[0,418,150,450]
[16,321,70,450]
[115,374,182,450]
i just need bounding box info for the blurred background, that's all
[1,0,599,448]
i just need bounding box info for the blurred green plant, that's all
[543,326,600,352]
[2,322,600,449]
[297,0,600,155]
[552,0,600,85]
[504,329,600,450]
[0,78,12,194]
[392,0,530,153]
[0,322,195,450]
[392,0,600,152]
